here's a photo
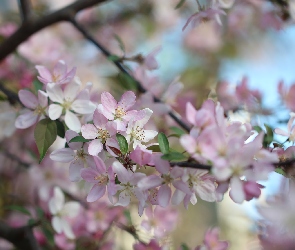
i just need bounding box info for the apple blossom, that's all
[49,187,81,239]
[15,89,48,129]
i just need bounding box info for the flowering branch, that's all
[0,220,41,250]
[69,18,191,132]
[0,0,109,61]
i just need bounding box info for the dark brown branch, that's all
[115,222,145,244]
[0,0,109,61]
[69,18,191,132]
[0,82,21,105]
[170,161,211,170]
[18,0,33,22]
[0,220,41,250]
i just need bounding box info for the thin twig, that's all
[115,221,146,245]
[69,18,191,132]
[0,82,22,105]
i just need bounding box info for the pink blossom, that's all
[15,90,48,129]
[81,156,116,202]
[50,130,95,182]
[46,80,95,131]
[141,206,178,238]
[126,108,158,149]
[142,46,161,70]
[129,146,153,166]
[112,161,146,208]
[81,109,117,156]
[98,91,144,131]
[195,227,229,250]
[274,112,295,142]
[49,187,80,239]
[36,60,76,85]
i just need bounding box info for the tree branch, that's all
[69,18,191,132]
[0,220,41,250]
[0,0,109,61]
[0,82,21,105]
[18,0,33,22]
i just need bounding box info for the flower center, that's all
[62,101,72,110]
[97,128,110,143]
[131,126,145,141]
[34,105,46,115]
[114,106,126,119]
[94,174,108,185]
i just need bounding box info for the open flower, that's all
[36,60,76,85]
[46,79,95,131]
[125,108,158,149]
[98,91,144,131]
[80,156,116,202]
[50,130,95,182]
[81,109,117,156]
[49,187,80,239]
[15,89,48,129]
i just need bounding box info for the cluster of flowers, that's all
[180,100,279,204]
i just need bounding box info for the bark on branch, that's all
[0,220,41,250]
[0,0,109,61]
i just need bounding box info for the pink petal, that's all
[53,60,67,80]
[101,92,117,113]
[35,65,52,82]
[19,90,38,109]
[116,190,131,206]
[81,168,99,183]
[87,184,106,202]
[93,109,108,128]
[38,90,48,108]
[229,177,245,204]
[15,111,38,129]
[88,139,103,156]
[93,156,107,173]
[158,184,171,207]
[137,175,162,190]
[112,161,129,184]
[118,91,136,110]
[50,148,75,162]
[69,160,83,182]
[81,124,97,139]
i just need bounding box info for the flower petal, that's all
[48,104,62,120]
[87,184,106,202]
[15,111,38,129]
[46,83,64,103]
[65,110,81,132]
[88,139,103,156]
[50,148,75,162]
[19,90,38,109]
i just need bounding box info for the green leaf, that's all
[55,120,65,138]
[36,207,44,219]
[27,218,37,226]
[161,152,186,161]
[275,168,287,176]
[33,80,43,93]
[180,243,190,250]
[124,210,132,225]
[69,135,90,143]
[114,34,125,53]
[4,205,31,216]
[42,226,54,245]
[170,126,186,136]
[116,134,128,155]
[108,55,120,62]
[158,132,170,154]
[34,119,57,163]
[119,73,138,91]
[253,125,262,133]
[175,0,186,9]
[263,124,274,147]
